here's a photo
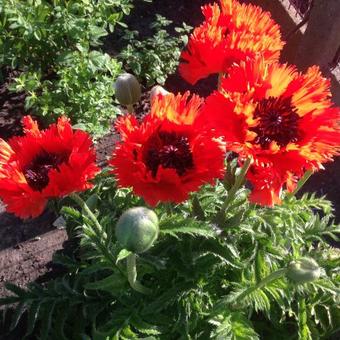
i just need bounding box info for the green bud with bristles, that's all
[286,257,321,284]
[115,207,159,254]
[114,73,141,106]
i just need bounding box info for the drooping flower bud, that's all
[114,73,141,106]
[115,207,159,254]
[286,257,321,284]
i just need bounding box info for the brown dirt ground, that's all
[0,68,27,140]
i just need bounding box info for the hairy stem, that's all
[127,253,152,295]
[192,195,205,221]
[298,296,310,340]
[70,193,103,233]
[214,157,252,227]
[70,193,122,273]
[234,268,287,303]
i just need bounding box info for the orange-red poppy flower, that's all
[0,116,99,218]
[198,58,340,205]
[110,92,226,206]
[179,0,284,85]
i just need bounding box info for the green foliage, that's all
[119,14,192,86]
[9,49,121,135]
[1,170,339,339]
[159,215,217,239]
[209,310,260,340]
[0,0,132,135]
[0,0,132,70]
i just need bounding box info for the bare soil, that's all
[0,229,67,297]
[0,68,27,140]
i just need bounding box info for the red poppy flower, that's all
[199,58,340,205]
[0,116,99,218]
[110,92,226,206]
[179,0,284,85]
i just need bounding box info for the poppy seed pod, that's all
[115,207,159,254]
[286,257,321,284]
[114,73,141,106]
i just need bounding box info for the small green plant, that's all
[0,0,133,135]
[9,49,122,135]
[1,166,339,339]
[119,14,192,86]
[0,0,132,71]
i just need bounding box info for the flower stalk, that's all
[71,195,154,294]
[192,195,205,220]
[70,193,123,275]
[214,157,252,227]
[126,253,152,295]
[233,268,287,304]
[298,297,309,339]
[70,193,103,236]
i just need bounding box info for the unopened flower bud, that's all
[286,257,321,284]
[115,207,159,254]
[115,73,141,106]
[150,85,170,103]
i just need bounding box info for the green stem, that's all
[164,202,173,215]
[234,268,287,304]
[288,170,313,198]
[70,193,103,235]
[298,297,310,340]
[192,195,205,221]
[214,157,252,227]
[127,253,151,295]
[212,267,287,316]
[70,193,124,275]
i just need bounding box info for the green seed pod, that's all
[114,73,141,106]
[115,207,159,254]
[286,257,321,284]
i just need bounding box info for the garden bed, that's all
[0,0,339,338]
[1,0,339,300]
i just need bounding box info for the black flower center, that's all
[24,150,68,192]
[250,97,301,149]
[144,131,193,177]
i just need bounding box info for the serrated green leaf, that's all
[159,216,216,239]
[85,273,126,294]
[24,301,40,337]
[10,302,26,331]
[210,311,259,340]
[4,283,28,298]
[130,315,161,335]
[39,301,56,340]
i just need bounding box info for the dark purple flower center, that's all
[251,96,301,149]
[24,150,68,192]
[144,131,193,177]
